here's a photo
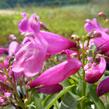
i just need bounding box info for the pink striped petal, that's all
[30,58,81,87]
[12,36,48,77]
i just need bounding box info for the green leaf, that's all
[87,84,105,109]
[105,93,109,109]
[60,91,77,109]
[42,94,56,107]
[34,97,44,109]
[76,79,84,96]
[45,85,75,109]
[27,102,36,109]
[27,90,44,109]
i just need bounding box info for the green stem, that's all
[106,94,109,109]
[80,40,87,109]
[54,101,59,109]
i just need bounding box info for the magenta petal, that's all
[28,14,40,33]
[3,57,10,68]
[84,18,101,32]
[97,77,109,96]
[37,84,63,94]
[85,57,106,83]
[93,31,109,56]
[12,36,48,77]
[0,63,4,69]
[19,13,76,57]
[8,41,19,56]
[4,92,11,97]
[84,18,109,56]
[39,31,76,55]
[30,58,81,87]
[18,12,28,33]
[0,74,7,82]
[0,48,8,56]
[19,13,40,33]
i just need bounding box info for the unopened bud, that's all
[8,34,17,41]
[71,34,80,41]
[98,11,106,19]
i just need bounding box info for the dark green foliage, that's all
[0,0,91,8]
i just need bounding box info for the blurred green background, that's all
[0,0,109,45]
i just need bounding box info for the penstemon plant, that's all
[0,12,109,109]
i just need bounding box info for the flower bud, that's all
[98,12,106,18]
[85,57,106,83]
[97,77,109,96]
[8,34,17,41]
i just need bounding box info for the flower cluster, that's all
[0,12,109,108]
[84,16,109,96]
[0,13,82,108]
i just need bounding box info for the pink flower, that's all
[97,77,109,96]
[39,31,76,56]
[19,12,40,33]
[84,18,101,32]
[84,18,109,56]
[12,35,48,77]
[85,57,106,83]
[19,13,76,56]
[12,13,78,78]
[30,58,81,88]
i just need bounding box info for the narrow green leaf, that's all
[88,84,105,109]
[42,94,56,107]
[60,91,77,109]
[45,85,75,109]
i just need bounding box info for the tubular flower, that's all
[12,13,77,78]
[30,58,82,88]
[19,12,40,33]
[12,35,48,77]
[84,57,106,83]
[84,18,101,32]
[97,77,109,96]
[84,18,109,56]
[39,31,76,56]
[19,13,76,56]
